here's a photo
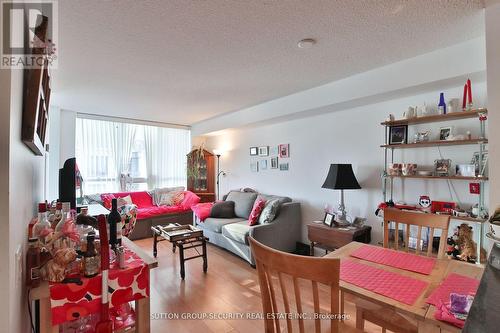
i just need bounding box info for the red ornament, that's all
[469,183,480,195]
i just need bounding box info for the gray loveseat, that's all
[194,191,302,265]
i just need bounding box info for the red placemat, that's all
[340,259,428,305]
[350,245,436,275]
[426,273,480,306]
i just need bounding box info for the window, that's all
[76,117,190,195]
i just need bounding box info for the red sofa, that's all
[100,190,200,240]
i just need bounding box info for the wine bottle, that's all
[83,233,99,277]
[26,238,41,288]
[108,199,121,249]
[33,203,50,239]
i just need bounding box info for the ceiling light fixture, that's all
[297,38,316,49]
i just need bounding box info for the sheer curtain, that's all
[112,122,137,182]
[77,117,190,194]
[76,118,118,194]
[143,126,190,189]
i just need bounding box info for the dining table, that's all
[326,241,484,333]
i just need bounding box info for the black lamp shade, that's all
[322,164,361,190]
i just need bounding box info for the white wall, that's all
[486,1,500,215]
[0,63,12,333]
[8,69,47,333]
[200,83,488,246]
[59,109,77,163]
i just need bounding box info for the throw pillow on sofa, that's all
[117,195,133,207]
[258,199,280,224]
[248,198,266,226]
[210,201,235,218]
[152,186,185,206]
[158,191,184,206]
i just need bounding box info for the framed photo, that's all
[279,163,289,171]
[439,127,452,141]
[249,147,258,156]
[250,162,259,172]
[388,125,408,145]
[259,159,268,170]
[258,146,269,156]
[434,159,452,176]
[270,146,279,156]
[323,213,335,227]
[471,151,488,176]
[279,144,290,158]
[270,157,278,169]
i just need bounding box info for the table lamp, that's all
[322,164,361,226]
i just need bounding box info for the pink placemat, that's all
[340,259,428,305]
[426,273,480,306]
[350,245,436,275]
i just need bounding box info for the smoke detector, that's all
[297,38,316,49]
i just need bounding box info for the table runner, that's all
[350,245,436,275]
[50,246,149,325]
[340,259,428,305]
[426,273,480,306]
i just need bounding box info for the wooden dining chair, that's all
[249,237,363,333]
[354,208,451,333]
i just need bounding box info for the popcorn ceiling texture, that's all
[52,0,484,124]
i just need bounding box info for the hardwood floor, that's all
[134,238,381,333]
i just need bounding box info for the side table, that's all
[307,222,371,256]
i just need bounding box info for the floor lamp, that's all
[215,153,226,201]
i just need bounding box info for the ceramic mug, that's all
[402,163,417,176]
[388,163,402,176]
[403,107,416,119]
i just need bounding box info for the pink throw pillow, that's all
[101,193,116,210]
[248,198,266,226]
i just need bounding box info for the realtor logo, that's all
[1,0,58,69]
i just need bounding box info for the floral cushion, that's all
[119,204,137,237]
[248,198,266,226]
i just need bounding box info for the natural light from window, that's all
[75,116,191,195]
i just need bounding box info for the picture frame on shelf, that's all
[434,159,452,176]
[279,144,290,158]
[270,157,278,169]
[388,125,407,145]
[279,163,289,171]
[258,146,269,156]
[259,159,268,170]
[250,162,259,172]
[471,151,488,176]
[323,213,335,227]
[439,126,453,141]
[250,147,258,156]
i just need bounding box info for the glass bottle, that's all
[33,203,50,239]
[55,202,71,232]
[52,202,63,229]
[108,199,121,249]
[83,234,99,277]
[26,238,41,288]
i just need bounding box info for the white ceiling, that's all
[51,0,485,126]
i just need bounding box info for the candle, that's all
[467,79,472,105]
[462,84,467,110]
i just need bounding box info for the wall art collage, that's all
[249,144,289,172]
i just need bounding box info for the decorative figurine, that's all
[418,195,432,212]
[462,79,473,110]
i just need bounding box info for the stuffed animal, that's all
[446,235,460,258]
[456,223,477,263]
[41,247,77,282]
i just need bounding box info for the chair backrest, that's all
[383,208,450,259]
[249,237,341,333]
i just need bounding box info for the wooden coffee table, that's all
[151,224,208,279]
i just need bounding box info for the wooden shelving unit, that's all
[388,175,488,181]
[381,108,488,264]
[381,108,487,126]
[381,138,487,149]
